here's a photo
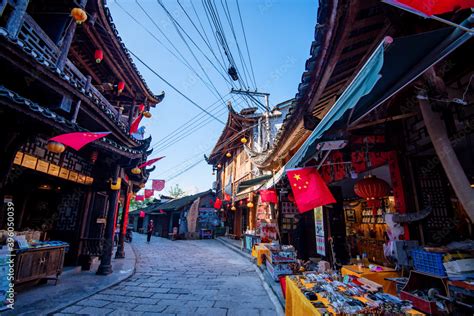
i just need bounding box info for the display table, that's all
[251,244,270,266]
[341,265,400,295]
[285,276,424,316]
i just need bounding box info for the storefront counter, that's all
[285,276,424,316]
[341,264,399,295]
[14,243,68,286]
[243,234,260,252]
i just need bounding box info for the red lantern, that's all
[117,81,125,94]
[90,151,98,164]
[139,211,145,218]
[354,175,390,214]
[94,50,103,63]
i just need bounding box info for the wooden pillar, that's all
[115,187,132,258]
[5,0,29,39]
[418,91,474,222]
[56,0,87,70]
[97,165,120,275]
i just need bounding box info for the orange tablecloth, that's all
[251,244,270,266]
[285,276,424,316]
[341,265,400,295]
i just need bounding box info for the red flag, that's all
[138,157,164,169]
[130,114,143,134]
[384,0,474,16]
[286,167,336,213]
[144,189,154,198]
[224,193,231,201]
[135,195,144,201]
[259,189,278,204]
[214,198,222,209]
[138,104,145,113]
[49,132,110,151]
[152,179,165,191]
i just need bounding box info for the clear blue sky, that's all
[108,0,318,196]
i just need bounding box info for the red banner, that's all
[152,179,165,191]
[386,0,474,16]
[214,198,223,209]
[122,192,132,235]
[144,189,154,198]
[138,157,164,169]
[259,189,278,204]
[129,114,143,134]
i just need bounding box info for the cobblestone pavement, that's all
[54,234,277,315]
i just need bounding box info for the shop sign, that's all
[48,164,60,176]
[314,207,326,256]
[36,160,49,173]
[187,198,200,233]
[21,154,37,169]
[96,218,106,224]
[68,171,78,182]
[59,168,70,179]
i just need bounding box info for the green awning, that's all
[237,174,272,193]
[287,25,472,169]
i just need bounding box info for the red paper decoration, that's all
[117,81,125,94]
[94,50,103,63]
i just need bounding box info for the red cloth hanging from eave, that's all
[49,132,110,151]
[259,189,278,204]
[214,198,223,209]
[130,114,143,134]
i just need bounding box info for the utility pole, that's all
[231,89,271,151]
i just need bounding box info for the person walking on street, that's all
[147,220,154,243]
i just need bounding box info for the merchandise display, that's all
[286,272,416,315]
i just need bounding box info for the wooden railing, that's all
[16,14,122,123]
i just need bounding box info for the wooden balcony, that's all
[11,14,127,130]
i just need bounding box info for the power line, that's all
[128,49,226,125]
[236,0,257,88]
[116,1,222,102]
[220,0,253,89]
[156,0,228,106]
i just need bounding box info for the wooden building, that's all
[0,0,164,276]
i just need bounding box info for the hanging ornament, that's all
[247,201,254,208]
[143,111,152,118]
[94,50,103,63]
[90,151,98,164]
[71,8,87,24]
[231,205,237,211]
[110,177,121,190]
[226,152,232,158]
[212,170,215,176]
[354,175,390,215]
[131,167,141,175]
[47,141,65,154]
[217,163,222,169]
[240,137,248,144]
[117,81,125,94]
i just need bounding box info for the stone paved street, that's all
[53,234,278,315]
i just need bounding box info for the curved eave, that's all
[208,104,257,164]
[93,0,163,106]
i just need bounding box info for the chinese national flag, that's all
[385,0,474,16]
[49,132,110,151]
[129,114,143,134]
[144,189,154,198]
[135,195,144,201]
[152,179,165,191]
[214,198,222,209]
[259,189,278,204]
[286,167,336,213]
